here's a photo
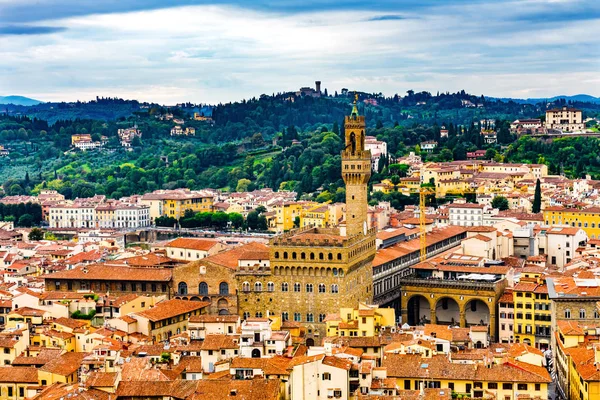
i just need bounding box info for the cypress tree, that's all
[532,179,542,213]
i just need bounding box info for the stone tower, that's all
[342,95,371,237]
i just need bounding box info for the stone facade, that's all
[235,102,376,338]
[172,261,238,316]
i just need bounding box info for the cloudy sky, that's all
[0,0,598,104]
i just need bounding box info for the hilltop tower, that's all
[230,98,376,341]
[342,94,371,237]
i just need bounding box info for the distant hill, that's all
[490,94,600,105]
[0,95,43,106]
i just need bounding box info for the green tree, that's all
[29,227,44,241]
[17,213,34,227]
[228,213,244,229]
[491,196,509,211]
[236,178,251,193]
[532,179,542,213]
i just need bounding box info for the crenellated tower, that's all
[342,95,371,237]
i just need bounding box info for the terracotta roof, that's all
[54,317,88,330]
[0,366,41,383]
[189,379,281,400]
[10,307,46,317]
[136,299,209,322]
[86,372,118,387]
[30,383,111,400]
[200,334,239,350]
[467,234,492,243]
[40,352,87,376]
[44,264,172,281]
[202,242,269,270]
[113,253,175,267]
[166,238,220,251]
[117,381,197,399]
[384,354,550,383]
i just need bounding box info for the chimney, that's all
[315,81,321,93]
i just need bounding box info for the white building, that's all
[239,318,290,358]
[290,353,352,400]
[49,203,98,228]
[114,204,151,228]
[420,140,437,153]
[365,136,388,171]
[448,203,486,227]
[188,315,240,340]
[545,106,584,132]
[545,227,587,269]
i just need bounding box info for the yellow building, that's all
[39,352,87,385]
[372,179,395,194]
[512,279,551,350]
[6,308,48,330]
[141,189,214,220]
[543,206,600,239]
[555,320,600,400]
[39,330,76,352]
[384,353,551,399]
[132,299,209,343]
[300,204,330,229]
[272,202,304,232]
[326,303,395,337]
[0,331,28,366]
[0,367,38,399]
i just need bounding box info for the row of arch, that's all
[177,281,229,296]
[241,311,327,324]
[406,295,490,327]
[272,266,345,277]
[241,282,339,294]
[275,251,343,261]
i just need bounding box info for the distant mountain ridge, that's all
[0,95,43,106]
[489,94,600,105]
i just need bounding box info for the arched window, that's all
[283,252,288,259]
[337,253,342,260]
[292,252,297,260]
[199,282,208,295]
[328,253,333,260]
[318,283,326,293]
[319,253,324,260]
[319,313,326,323]
[331,284,339,294]
[307,313,314,322]
[282,312,289,321]
[294,313,301,322]
[294,282,301,292]
[281,282,289,292]
[178,282,188,295]
[219,282,229,295]
[255,282,263,292]
[256,311,263,318]
[564,309,571,319]
[243,312,250,319]
[306,284,313,293]
[242,282,250,292]
[301,252,306,259]
[274,252,279,259]
[580,309,586,319]
[267,282,274,292]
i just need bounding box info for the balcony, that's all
[399,276,501,291]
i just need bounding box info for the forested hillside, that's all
[1,90,600,209]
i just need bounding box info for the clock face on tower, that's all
[363,221,367,235]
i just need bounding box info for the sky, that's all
[0,0,599,104]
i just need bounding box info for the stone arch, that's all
[301,252,306,260]
[310,252,315,260]
[306,338,315,347]
[217,298,229,312]
[273,267,279,275]
[302,267,308,275]
[435,297,460,325]
[190,296,201,301]
[202,296,210,302]
[178,282,188,295]
[326,267,332,277]
[251,349,261,358]
[284,266,290,275]
[464,299,490,326]
[292,252,297,260]
[290,267,296,276]
[219,282,229,295]
[308,267,314,276]
[328,253,333,260]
